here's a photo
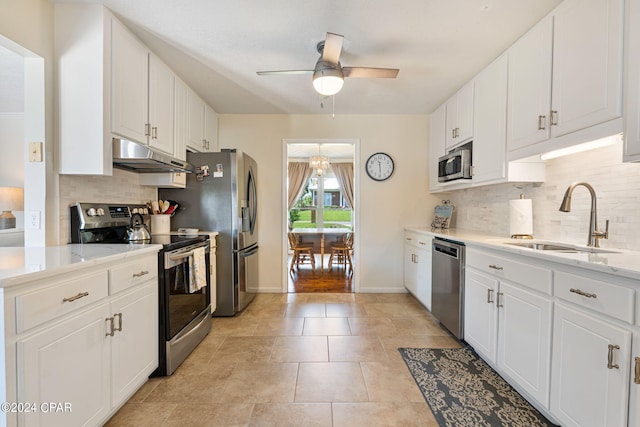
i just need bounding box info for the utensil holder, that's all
[151,215,171,235]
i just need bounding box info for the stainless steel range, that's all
[70,202,212,376]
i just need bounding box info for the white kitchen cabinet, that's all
[550,302,631,427]
[174,77,189,161]
[139,171,187,188]
[428,104,446,192]
[444,81,473,150]
[624,0,640,162]
[403,231,432,310]
[6,251,159,427]
[147,54,175,155]
[187,90,218,153]
[507,0,623,159]
[464,247,553,409]
[629,330,640,427]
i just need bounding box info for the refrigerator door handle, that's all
[239,245,259,257]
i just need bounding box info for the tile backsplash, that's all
[449,141,640,250]
[59,169,156,244]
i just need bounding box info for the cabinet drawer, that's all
[555,270,635,324]
[16,271,109,333]
[109,255,158,295]
[467,248,552,295]
[404,231,432,251]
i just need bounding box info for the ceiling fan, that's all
[257,32,399,96]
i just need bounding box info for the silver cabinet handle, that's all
[151,126,158,139]
[537,115,546,130]
[114,313,123,332]
[418,241,427,246]
[635,357,640,384]
[133,270,149,278]
[487,288,494,304]
[496,292,504,308]
[607,344,620,369]
[106,317,115,337]
[550,110,558,126]
[452,128,456,138]
[62,291,89,303]
[489,264,504,271]
[145,123,151,137]
[405,237,413,241]
[570,288,597,299]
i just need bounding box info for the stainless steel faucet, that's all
[559,182,609,247]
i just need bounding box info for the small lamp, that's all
[0,187,24,230]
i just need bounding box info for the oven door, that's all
[163,241,211,339]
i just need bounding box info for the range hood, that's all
[112,138,194,173]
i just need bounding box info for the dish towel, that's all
[188,247,207,293]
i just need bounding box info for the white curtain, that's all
[331,162,355,209]
[288,162,314,210]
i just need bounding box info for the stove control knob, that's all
[142,208,149,215]
[86,208,97,217]
[96,208,105,216]
[132,208,139,214]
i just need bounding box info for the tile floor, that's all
[106,292,462,426]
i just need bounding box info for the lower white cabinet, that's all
[5,252,159,427]
[464,261,552,408]
[550,302,631,427]
[403,231,432,310]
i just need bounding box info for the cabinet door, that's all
[472,54,507,184]
[174,77,188,161]
[148,54,175,155]
[204,104,218,152]
[507,16,553,151]
[445,95,458,149]
[455,81,474,144]
[415,244,432,311]
[624,0,640,161]
[403,243,418,296]
[111,18,149,144]
[187,89,205,152]
[18,304,111,427]
[630,331,640,427]
[464,269,498,364]
[497,281,552,408]
[110,282,158,406]
[429,104,446,191]
[551,0,623,138]
[551,303,631,427]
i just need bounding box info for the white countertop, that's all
[0,244,162,288]
[405,226,640,281]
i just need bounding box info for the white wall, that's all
[219,114,441,293]
[451,141,640,250]
[0,113,23,186]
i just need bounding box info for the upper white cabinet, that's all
[624,0,640,161]
[428,104,446,192]
[147,54,175,155]
[445,81,474,150]
[187,89,218,153]
[507,0,624,158]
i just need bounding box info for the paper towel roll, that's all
[509,198,533,237]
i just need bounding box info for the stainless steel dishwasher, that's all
[431,238,465,339]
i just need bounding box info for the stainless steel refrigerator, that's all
[160,149,258,316]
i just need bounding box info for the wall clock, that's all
[365,152,394,181]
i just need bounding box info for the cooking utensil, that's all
[126,213,151,241]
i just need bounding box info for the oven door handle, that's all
[169,250,196,261]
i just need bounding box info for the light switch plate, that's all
[29,142,43,162]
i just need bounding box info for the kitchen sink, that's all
[504,241,620,254]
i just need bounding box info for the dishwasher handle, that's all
[433,241,461,259]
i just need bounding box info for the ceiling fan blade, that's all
[256,70,314,76]
[342,67,399,78]
[322,32,343,65]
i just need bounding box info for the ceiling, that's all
[60,0,562,115]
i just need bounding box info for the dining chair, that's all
[328,232,354,274]
[288,232,316,273]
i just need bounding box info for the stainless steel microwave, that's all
[438,147,472,182]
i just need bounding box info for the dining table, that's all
[291,227,352,271]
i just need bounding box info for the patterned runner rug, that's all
[399,347,558,427]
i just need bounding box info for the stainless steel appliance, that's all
[112,138,194,173]
[70,202,212,376]
[160,149,258,316]
[431,237,465,339]
[438,145,472,182]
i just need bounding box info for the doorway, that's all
[283,139,359,293]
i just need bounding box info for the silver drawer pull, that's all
[496,292,504,308]
[487,289,494,304]
[635,357,640,384]
[489,264,503,271]
[132,270,149,278]
[62,291,89,303]
[114,313,123,332]
[607,344,620,369]
[106,317,115,337]
[570,288,597,299]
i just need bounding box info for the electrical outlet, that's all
[28,211,41,229]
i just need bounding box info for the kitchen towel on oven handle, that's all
[188,247,207,293]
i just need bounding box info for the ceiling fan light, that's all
[313,69,344,96]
